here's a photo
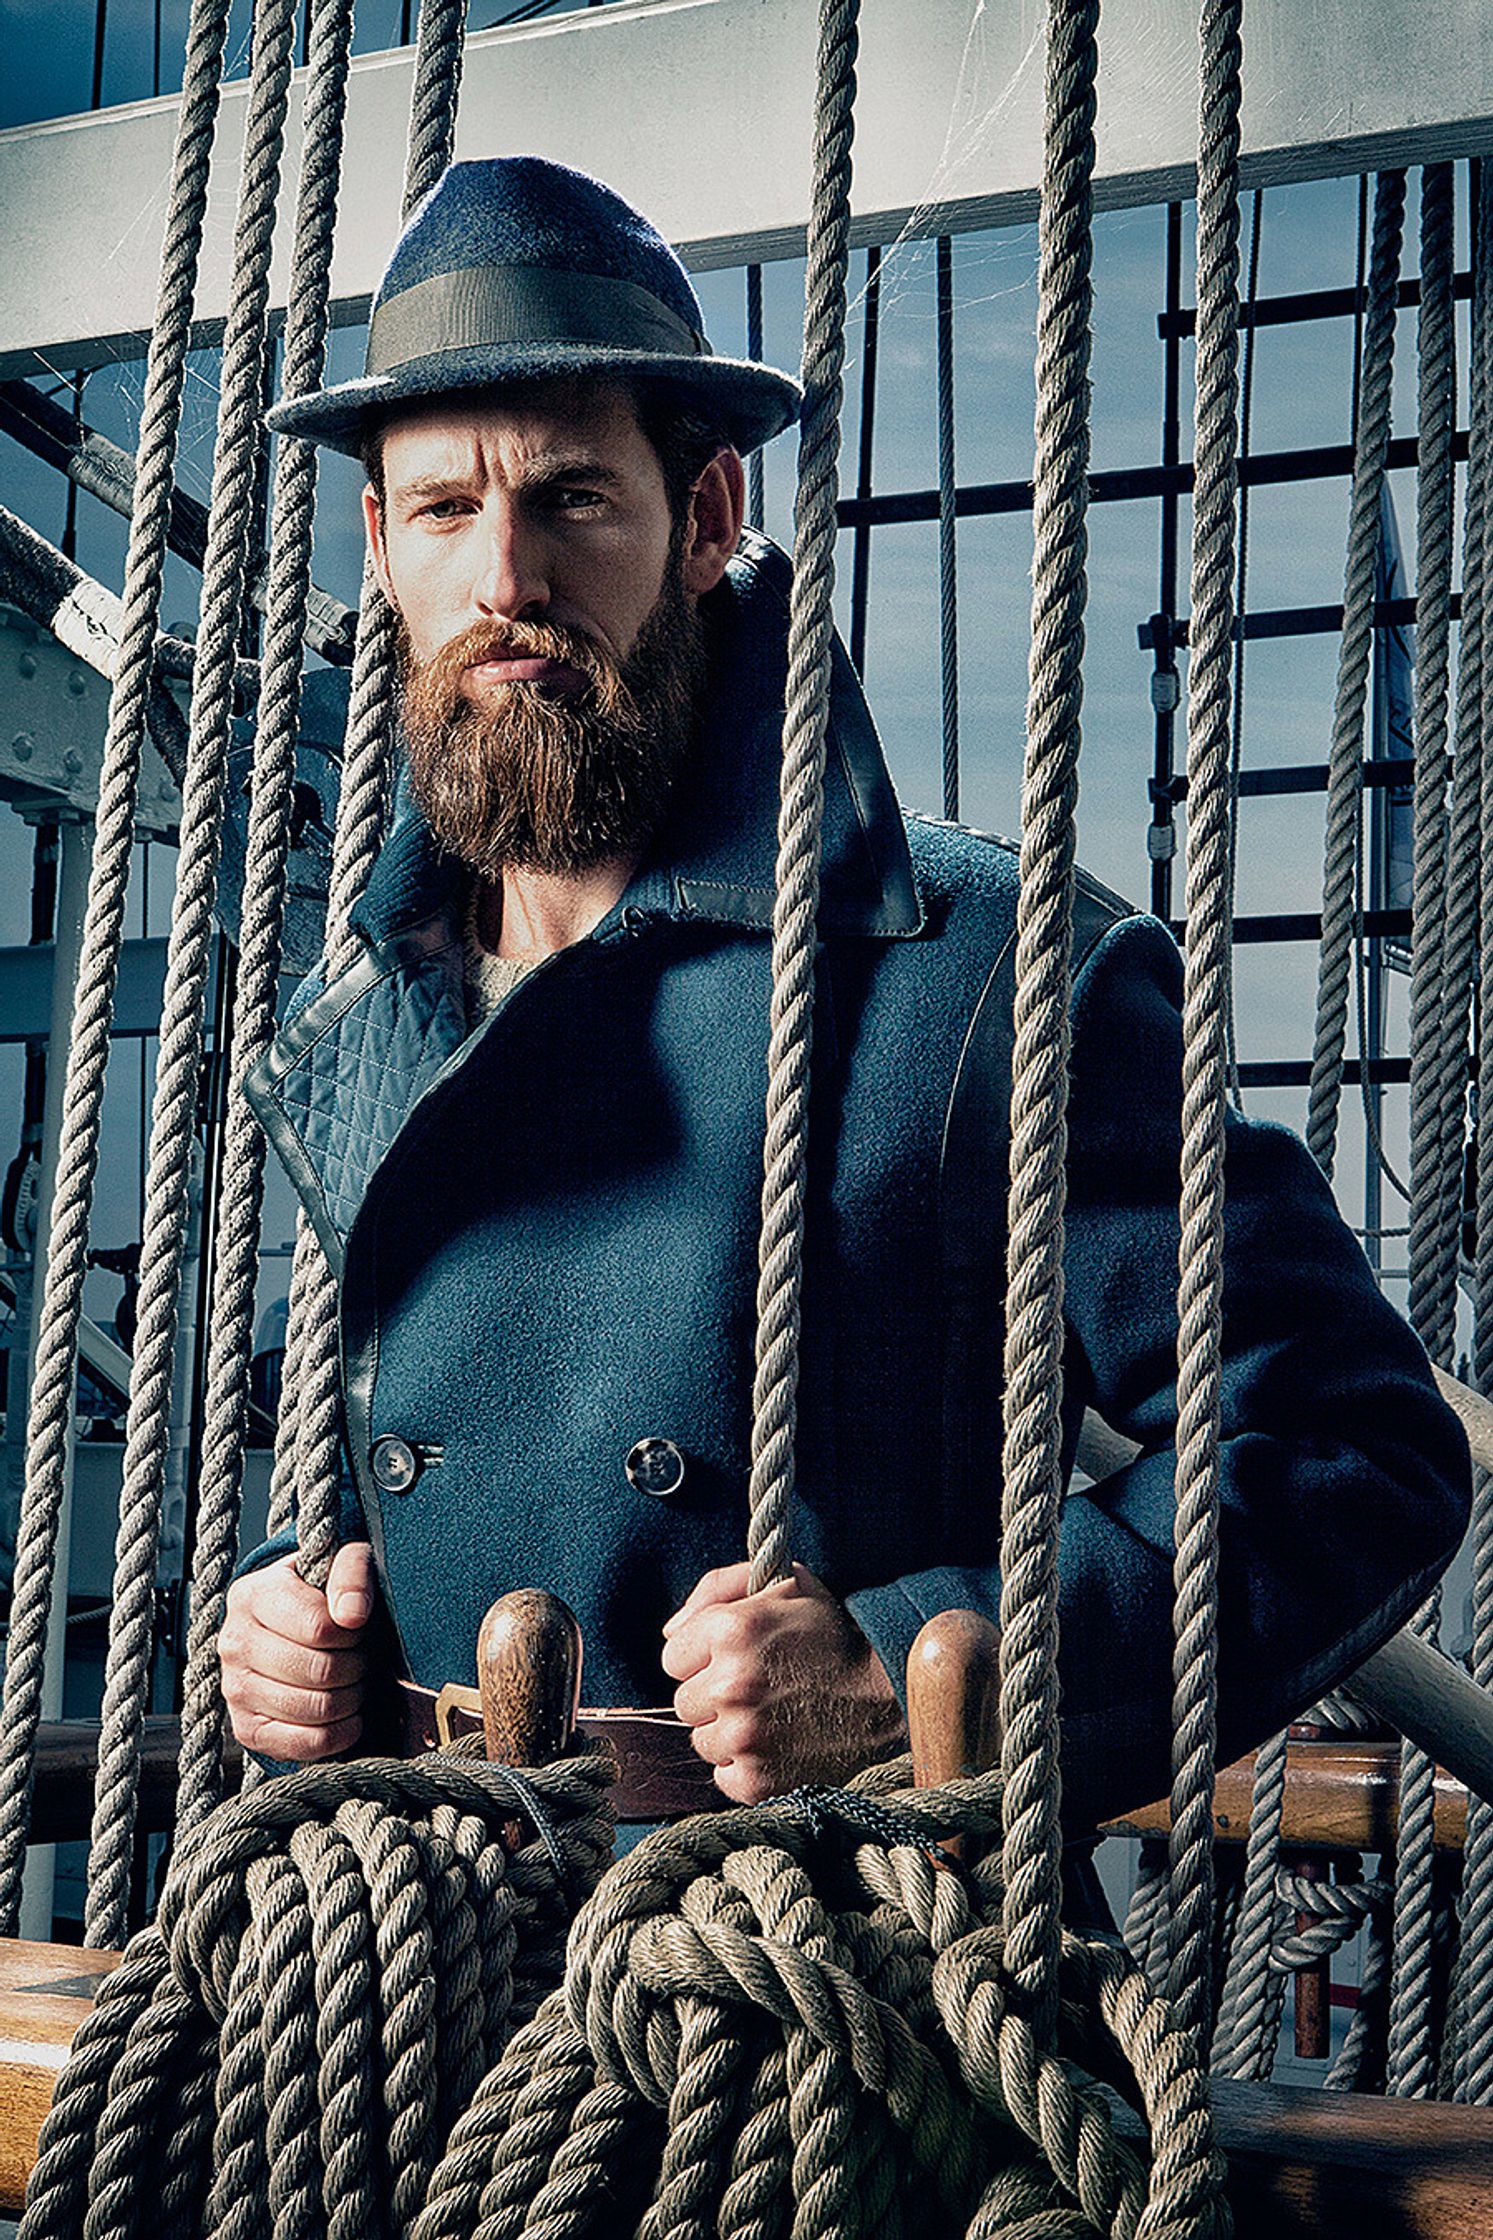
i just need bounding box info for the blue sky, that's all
[0,0,1463,1330]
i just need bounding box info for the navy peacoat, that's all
[244,533,1470,1829]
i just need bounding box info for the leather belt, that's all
[395,1679,720,1820]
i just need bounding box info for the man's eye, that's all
[549,486,604,512]
[417,498,470,520]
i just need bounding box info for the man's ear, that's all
[362,483,400,611]
[681,448,746,599]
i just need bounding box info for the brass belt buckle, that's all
[434,1680,483,1748]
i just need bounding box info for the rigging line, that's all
[937,233,960,821]
[0,0,240,1939]
[176,0,359,1836]
[82,0,304,1952]
[1223,186,1264,1113]
[1000,0,1099,2048]
[746,263,765,530]
[1165,0,1244,2051]
[280,0,469,1591]
[848,243,881,679]
[747,0,861,1596]
[1306,169,1407,1182]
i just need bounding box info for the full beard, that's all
[398,565,708,879]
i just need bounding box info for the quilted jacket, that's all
[244,533,1471,1830]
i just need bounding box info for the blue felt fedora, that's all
[267,156,802,458]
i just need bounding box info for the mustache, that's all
[413,618,627,708]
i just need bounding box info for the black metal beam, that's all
[1158,267,1473,343]
[836,429,1470,531]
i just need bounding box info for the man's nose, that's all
[471,502,549,623]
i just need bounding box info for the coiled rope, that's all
[410,1772,1229,2240]
[0,0,238,1934]
[18,1751,614,2240]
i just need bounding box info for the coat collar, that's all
[349,530,923,951]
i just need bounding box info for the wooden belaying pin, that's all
[476,1588,583,1768]
[907,1607,1002,1863]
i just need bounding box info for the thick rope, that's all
[411,1772,1230,2240]
[1405,164,1459,1366]
[175,0,358,1837]
[0,0,237,1935]
[937,233,961,822]
[1456,164,1493,2110]
[747,0,859,1594]
[1000,0,1099,2044]
[1210,1727,1287,2079]
[1305,169,1407,1180]
[1384,1591,1443,2097]
[81,0,301,1950]
[19,1749,613,2240]
[276,0,466,1594]
[1164,0,1243,2050]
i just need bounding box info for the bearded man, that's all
[219,157,1469,1834]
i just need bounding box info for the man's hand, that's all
[218,1541,375,1762]
[661,1562,905,1804]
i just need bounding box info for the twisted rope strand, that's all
[1455,164,1493,2109]
[175,0,358,1836]
[747,0,859,1594]
[999,0,1099,2044]
[1405,164,1459,1364]
[937,232,961,823]
[82,0,301,1950]
[277,0,466,1591]
[0,0,236,1935]
[1305,169,1407,1179]
[1164,0,1243,2055]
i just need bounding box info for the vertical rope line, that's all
[1384,174,1463,2091]
[0,0,236,1936]
[1456,166,1493,2107]
[1164,0,1243,2051]
[747,264,766,531]
[848,245,881,680]
[1210,1725,1289,2077]
[999,0,1099,2042]
[278,0,467,1594]
[83,0,302,1949]
[746,0,859,1594]
[1306,170,1407,1180]
[936,233,960,822]
[1222,185,1263,1111]
[176,0,358,1838]
[1432,169,1490,1372]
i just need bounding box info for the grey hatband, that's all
[366,263,710,375]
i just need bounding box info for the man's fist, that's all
[218,1541,376,1762]
[661,1561,904,1804]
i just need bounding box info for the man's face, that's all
[364,381,737,876]
[367,381,681,677]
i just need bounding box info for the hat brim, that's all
[266,343,802,459]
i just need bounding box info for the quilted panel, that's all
[269,946,469,1247]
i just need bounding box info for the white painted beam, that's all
[3,0,1493,377]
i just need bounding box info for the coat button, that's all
[625,1437,686,1498]
[369,1434,421,1494]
